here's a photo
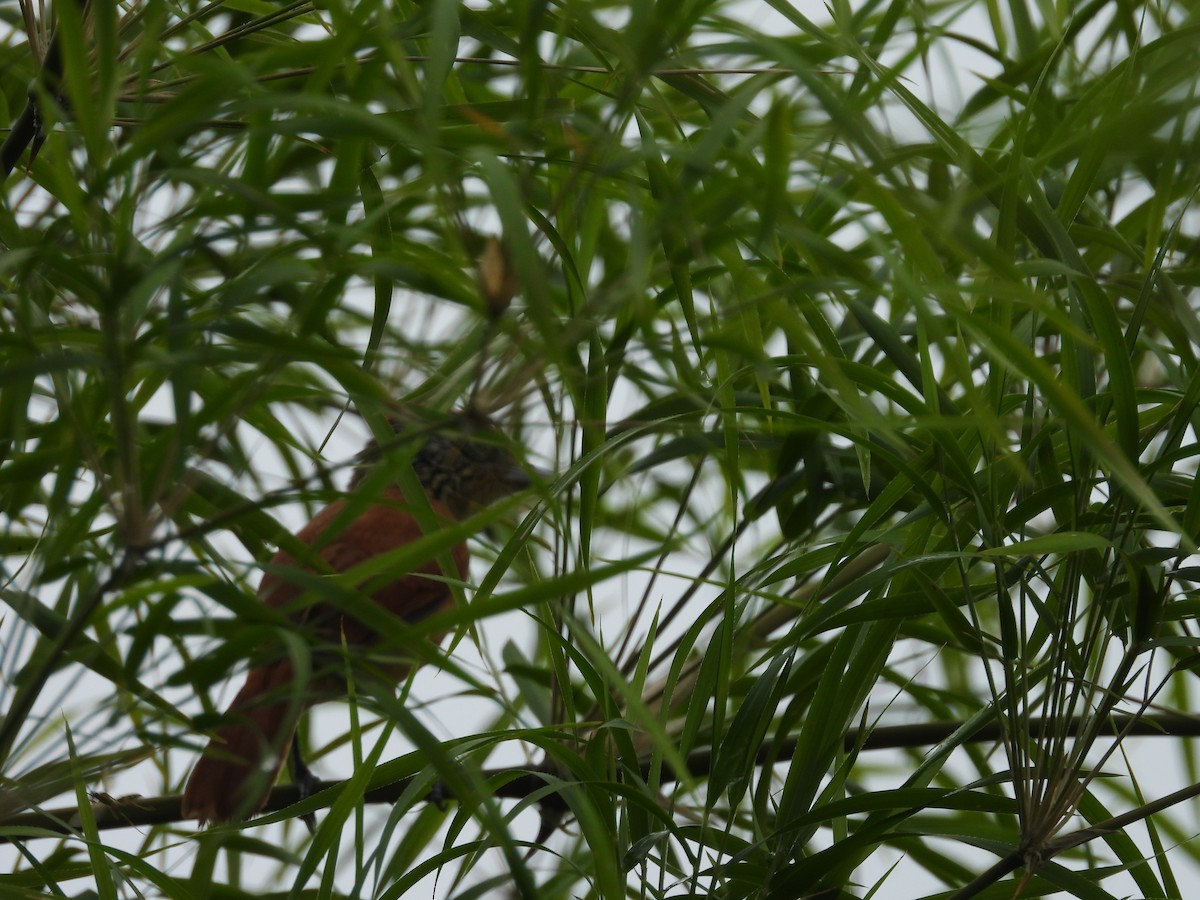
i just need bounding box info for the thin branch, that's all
[4,711,1198,843]
[949,772,1200,900]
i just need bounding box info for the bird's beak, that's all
[510,465,550,490]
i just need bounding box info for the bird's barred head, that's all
[350,413,532,518]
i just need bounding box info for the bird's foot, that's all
[290,741,319,834]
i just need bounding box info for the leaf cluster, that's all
[2,0,1200,898]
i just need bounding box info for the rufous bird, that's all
[181,415,532,825]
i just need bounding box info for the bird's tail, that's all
[181,659,305,824]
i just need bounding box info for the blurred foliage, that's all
[2,0,1200,897]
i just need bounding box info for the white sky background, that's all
[2,0,1198,896]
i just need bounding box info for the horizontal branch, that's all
[3,711,1198,843]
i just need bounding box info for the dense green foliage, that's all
[3,0,1200,897]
